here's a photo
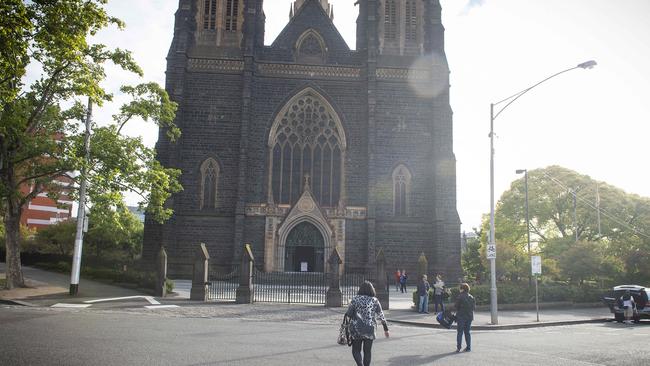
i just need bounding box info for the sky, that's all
[83,0,650,232]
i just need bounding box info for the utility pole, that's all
[573,189,578,243]
[596,184,601,237]
[70,97,92,295]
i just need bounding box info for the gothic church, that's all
[143,0,461,279]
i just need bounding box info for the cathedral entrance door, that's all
[284,222,325,272]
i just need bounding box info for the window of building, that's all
[203,0,217,30]
[225,0,239,32]
[393,165,412,216]
[200,158,220,210]
[269,91,345,208]
[296,30,326,64]
[384,0,397,41]
[405,0,418,43]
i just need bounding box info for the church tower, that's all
[145,0,461,281]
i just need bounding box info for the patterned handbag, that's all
[337,315,351,345]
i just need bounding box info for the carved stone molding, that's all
[376,68,431,81]
[257,63,361,79]
[188,58,244,73]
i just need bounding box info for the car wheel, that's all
[614,313,624,322]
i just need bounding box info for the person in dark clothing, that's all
[399,270,408,293]
[417,275,431,313]
[346,281,389,366]
[454,283,475,352]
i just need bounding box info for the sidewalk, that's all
[384,287,612,330]
[2,264,614,330]
[0,262,148,307]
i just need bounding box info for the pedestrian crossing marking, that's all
[51,303,92,308]
[145,305,180,310]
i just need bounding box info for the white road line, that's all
[144,296,160,305]
[51,303,92,308]
[84,296,157,304]
[144,305,179,310]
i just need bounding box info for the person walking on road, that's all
[399,270,408,293]
[346,281,390,366]
[417,275,431,313]
[454,283,475,352]
[394,270,401,292]
[432,274,445,313]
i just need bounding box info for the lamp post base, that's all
[69,284,79,296]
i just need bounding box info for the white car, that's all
[603,285,649,323]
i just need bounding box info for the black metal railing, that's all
[252,269,327,304]
[342,272,372,305]
[207,265,240,301]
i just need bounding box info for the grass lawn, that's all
[0,278,6,288]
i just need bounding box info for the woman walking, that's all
[455,283,475,352]
[346,281,390,366]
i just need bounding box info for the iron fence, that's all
[207,265,240,301]
[342,272,373,305]
[252,269,327,304]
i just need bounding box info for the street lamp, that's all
[515,169,531,288]
[488,60,596,324]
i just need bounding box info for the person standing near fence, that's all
[432,274,445,313]
[346,281,389,366]
[417,275,430,313]
[399,270,408,293]
[454,283,475,352]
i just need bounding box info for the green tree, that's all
[462,229,486,283]
[494,166,650,284]
[85,199,143,261]
[33,220,76,256]
[1,1,181,289]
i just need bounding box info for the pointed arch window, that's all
[384,0,397,41]
[296,30,327,64]
[405,0,418,43]
[225,0,239,31]
[200,158,220,210]
[203,0,217,30]
[269,90,345,207]
[393,165,412,216]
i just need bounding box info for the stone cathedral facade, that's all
[143,0,462,279]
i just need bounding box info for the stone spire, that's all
[291,0,334,20]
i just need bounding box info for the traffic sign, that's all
[531,255,542,275]
[487,243,496,259]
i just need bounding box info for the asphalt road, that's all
[1,305,648,366]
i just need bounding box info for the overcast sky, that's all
[87,0,650,231]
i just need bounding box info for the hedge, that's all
[414,283,608,306]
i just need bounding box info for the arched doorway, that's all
[284,221,325,272]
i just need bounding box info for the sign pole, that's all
[535,275,539,322]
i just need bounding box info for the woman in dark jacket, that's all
[454,283,475,352]
[346,281,389,366]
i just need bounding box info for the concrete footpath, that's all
[1,263,614,329]
[0,262,147,307]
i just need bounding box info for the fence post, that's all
[375,248,389,310]
[155,246,167,297]
[236,243,255,304]
[326,248,343,307]
[190,243,210,301]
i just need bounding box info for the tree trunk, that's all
[4,202,25,289]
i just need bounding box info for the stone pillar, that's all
[375,248,389,310]
[190,243,210,301]
[155,246,168,297]
[236,243,255,304]
[326,248,343,308]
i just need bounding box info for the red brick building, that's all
[20,176,74,230]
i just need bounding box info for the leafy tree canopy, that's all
[1,0,181,289]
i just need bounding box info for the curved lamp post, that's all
[488,60,596,324]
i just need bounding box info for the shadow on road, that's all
[387,351,459,365]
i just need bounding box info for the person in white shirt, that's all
[620,290,636,324]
